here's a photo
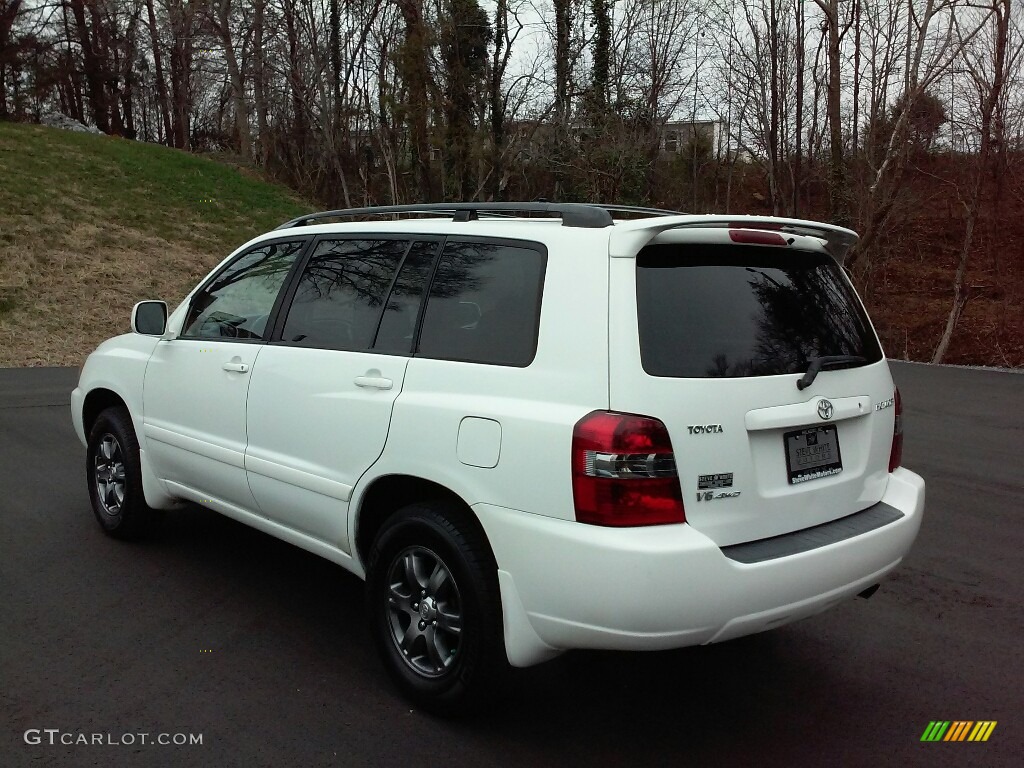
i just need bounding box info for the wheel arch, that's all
[82,388,130,437]
[81,386,180,511]
[353,474,496,575]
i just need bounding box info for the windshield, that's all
[636,243,883,378]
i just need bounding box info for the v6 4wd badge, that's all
[697,491,741,502]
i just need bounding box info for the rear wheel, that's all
[366,502,507,715]
[86,407,162,539]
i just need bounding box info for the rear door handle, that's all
[222,361,249,373]
[354,376,393,390]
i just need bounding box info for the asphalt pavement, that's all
[1,362,1021,767]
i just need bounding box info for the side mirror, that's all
[131,301,168,336]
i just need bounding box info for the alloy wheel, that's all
[385,546,463,678]
[93,434,126,516]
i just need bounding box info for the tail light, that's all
[888,388,903,472]
[571,411,685,526]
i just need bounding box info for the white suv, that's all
[72,203,925,713]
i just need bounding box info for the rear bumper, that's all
[475,468,924,667]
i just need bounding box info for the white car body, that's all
[72,208,924,672]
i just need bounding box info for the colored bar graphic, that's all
[970,722,997,742]
[921,721,996,742]
[944,721,972,741]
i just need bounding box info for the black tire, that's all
[366,502,508,715]
[86,407,162,539]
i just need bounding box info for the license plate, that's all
[784,424,843,484]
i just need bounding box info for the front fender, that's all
[75,334,179,509]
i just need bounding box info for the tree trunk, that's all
[488,0,507,199]
[396,0,434,200]
[166,0,194,150]
[792,0,804,216]
[212,0,250,156]
[68,0,109,132]
[589,0,610,113]
[815,0,850,227]
[253,0,268,166]
[87,0,121,134]
[0,0,24,119]
[554,0,570,124]
[59,3,84,122]
[145,0,172,145]
[284,0,307,167]
[119,5,142,138]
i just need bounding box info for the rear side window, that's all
[373,241,439,354]
[281,239,407,350]
[417,241,545,366]
[636,244,882,378]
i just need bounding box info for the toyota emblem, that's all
[817,399,834,420]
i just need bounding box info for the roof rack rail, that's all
[275,202,688,231]
[597,204,686,218]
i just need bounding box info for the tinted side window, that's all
[636,244,883,378]
[181,240,304,340]
[418,241,545,366]
[373,241,439,354]
[281,239,407,350]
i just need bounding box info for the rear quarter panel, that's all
[350,228,613,552]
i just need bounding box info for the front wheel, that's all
[86,407,162,539]
[366,503,507,715]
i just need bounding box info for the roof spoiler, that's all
[609,215,859,264]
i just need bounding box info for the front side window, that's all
[281,239,408,350]
[417,241,546,366]
[636,243,883,378]
[181,240,305,340]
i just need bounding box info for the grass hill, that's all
[0,123,311,366]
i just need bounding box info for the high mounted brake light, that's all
[572,411,685,526]
[728,229,789,246]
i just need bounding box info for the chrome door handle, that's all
[222,362,249,373]
[354,376,393,390]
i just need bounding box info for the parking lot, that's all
[1,362,1020,767]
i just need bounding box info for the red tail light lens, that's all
[888,387,903,472]
[571,411,685,526]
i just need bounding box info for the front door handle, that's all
[222,361,249,373]
[354,376,393,390]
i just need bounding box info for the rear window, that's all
[636,244,883,378]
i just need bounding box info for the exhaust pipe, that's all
[857,584,880,600]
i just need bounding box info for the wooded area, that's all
[1,0,1022,363]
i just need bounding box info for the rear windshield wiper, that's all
[796,355,867,390]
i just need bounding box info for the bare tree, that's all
[813,0,851,226]
[850,0,987,278]
[712,0,799,214]
[933,0,1016,362]
[207,0,249,155]
[440,0,490,199]
[395,0,434,199]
